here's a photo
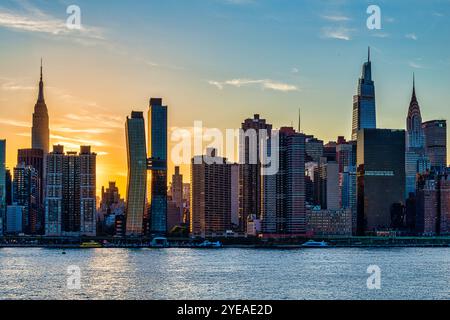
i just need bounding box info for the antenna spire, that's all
[368,46,371,62]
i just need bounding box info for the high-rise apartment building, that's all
[148,98,168,235]
[170,166,183,215]
[239,114,272,231]
[13,163,40,234]
[45,145,96,236]
[125,111,147,236]
[352,48,377,140]
[191,149,232,237]
[261,127,306,236]
[422,120,447,174]
[17,148,45,232]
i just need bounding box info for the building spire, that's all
[298,107,301,133]
[411,72,417,102]
[368,46,371,62]
[38,58,45,103]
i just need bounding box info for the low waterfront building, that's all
[306,206,352,236]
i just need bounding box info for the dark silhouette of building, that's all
[147,98,168,235]
[357,129,406,235]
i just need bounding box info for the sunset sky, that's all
[1,0,449,196]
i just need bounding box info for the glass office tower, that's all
[0,140,6,235]
[352,48,377,140]
[148,98,168,235]
[356,129,406,235]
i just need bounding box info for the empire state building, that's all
[32,61,50,154]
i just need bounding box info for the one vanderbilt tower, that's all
[352,48,376,140]
[32,60,50,154]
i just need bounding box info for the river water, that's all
[0,247,449,300]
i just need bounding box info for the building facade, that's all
[45,145,96,237]
[125,111,147,236]
[422,120,447,174]
[239,114,272,231]
[306,206,352,236]
[357,129,406,235]
[147,98,168,235]
[13,163,40,234]
[261,127,306,236]
[0,140,6,235]
[190,149,232,237]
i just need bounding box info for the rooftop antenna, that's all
[298,107,302,133]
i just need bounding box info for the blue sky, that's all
[0,0,449,189]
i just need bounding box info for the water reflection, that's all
[0,248,449,300]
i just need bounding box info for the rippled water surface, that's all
[0,248,449,300]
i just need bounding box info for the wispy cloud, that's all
[0,118,30,128]
[405,33,418,41]
[1,81,34,91]
[409,61,424,69]
[372,32,390,38]
[0,4,104,43]
[321,15,350,22]
[321,27,352,41]
[208,78,299,92]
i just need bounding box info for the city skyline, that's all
[1,1,450,197]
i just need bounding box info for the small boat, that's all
[150,237,169,248]
[301,240,329,248]
[196,240,223,248]
[80,241,102,248]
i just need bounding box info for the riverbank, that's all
[2,235,450,249]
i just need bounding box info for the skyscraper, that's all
[147,98,168,235]
[79,146,97,236]
[422,120,447,173]
[352,48,377,140]
[171,166,183,214]
[13,163,40,235]
[261,127,306,236]
[239,114,272,231]
[44,145,96,236]
[17,148,45,233]
[45,145,64,236]
[356,129,406,235]
[0,140,5,235]
[32,60,49,154]
[190,149,232,237]
[405,76,429,196]
[125,111,147,236]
